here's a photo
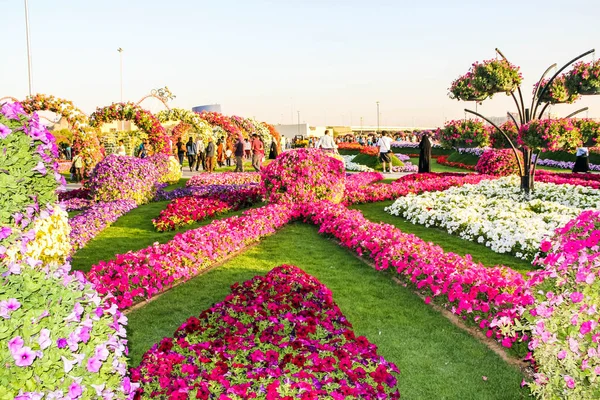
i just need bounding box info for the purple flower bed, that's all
[534,156,600,171]
[61,198,93,211]
[154,183,262,202]
[69,200,138,251]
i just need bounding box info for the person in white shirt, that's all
[195,137,206,171]
[316,130,337,153]
[116,140,126,156]
[376,131,393,173]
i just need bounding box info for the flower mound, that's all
[262,149,345,204]
[476,149,521,176]
[131,265,400,399]
[87,155,161,205]
[521,211,600,398]
[147,154,182,184]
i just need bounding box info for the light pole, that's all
[376,101,380,133]
[297,110,300,136]
[117,48,123,131]
[24,0,33,95]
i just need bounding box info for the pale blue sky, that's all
[2,0,599,127]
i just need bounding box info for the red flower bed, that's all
[337,142,364,151]
[536,170,600,189]
[437,155,476,171]
[360,146,380,157]
[130,265,401,399]
[152,187,262,231]
[344,172,495,204]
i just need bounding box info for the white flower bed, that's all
[385,176,600,260]
[342,155,374,172]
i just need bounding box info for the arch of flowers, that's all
[156,108,214,141]
[89,102,171,154]
[19,93,104,170]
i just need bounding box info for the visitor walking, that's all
[225,139,234,167]
[136,140,147,159]
[269,138,279,159]
[234,135,245,172]
[573,146,591,173]
[195,136,205,171]
[244,138,252,160]
[186,137,197,171]
[116,140,126,156]
[418,133,432,173]
[205,137,216,173]
[64,143,72,160]
[216,138,225,167]
[251,134,264,172]
[176,139,186,168]
[71,151,83,182]
[316,130,337,153]
[377,131,393,173]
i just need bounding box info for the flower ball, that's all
[476,149,521,176]
[261,149,345,204]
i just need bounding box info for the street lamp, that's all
[297,111,300,135]
[117,48,123,131]
[24,0,33,95]
[376,101,380,133]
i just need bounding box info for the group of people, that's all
[173,134,277,173]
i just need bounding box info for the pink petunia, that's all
[13,346,36,367]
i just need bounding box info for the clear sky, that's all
[2,0,599,127]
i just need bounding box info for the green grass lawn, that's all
[352,200,534,274]
[408,157,472,173]
[126,222,527,399]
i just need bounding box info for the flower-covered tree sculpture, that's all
[449,48,598,192]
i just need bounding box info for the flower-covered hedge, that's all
[152,186,262,232]
[262,149,345,204]
[439,119,491,149]
[131,265,400,399]
[69,200,138,251]
[518,119,582,152]
[0,261,137,398]
[87,155,161,205]
[490,121,519,149]
[522,210,600,398]
[146,154,182,184]
[476,149,521,176]
[186,172,261,187]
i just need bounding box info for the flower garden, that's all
[3,51,600,399]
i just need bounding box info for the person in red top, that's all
[251,134,264,172]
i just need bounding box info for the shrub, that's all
[86,155,160,205]
[476,149,521,176]
[261,149,345,204]
[521,210,600,399]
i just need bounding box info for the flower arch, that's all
[156,108,214,141]
[196,111,240,139]
[89,102,170,154]
[19,94,104,171]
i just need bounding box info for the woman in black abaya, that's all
[418,134,431,173]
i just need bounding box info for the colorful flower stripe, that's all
[344,172,495,204]
[154,183,261,202]
[186,172,261,187]
[69,200,138,251]
[130,265,400,399]
[294,202,533,348]
[61,197,93,211]
[87,204,293,309]
[437,155,476,170]
[536,171,600,189]
[337,142,364,150]
[345,171,385,188]
[535,157,600,171]
[152,187,262,232]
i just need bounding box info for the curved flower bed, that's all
[154,183,260,202]
[437,155,476,171]
[131,265,401,399]
[536,171,600,189]
[87,204,293,309]
[343,155,374,172]
[152,187,262,232]
[295,202,532,349]
[344,172,494,204]
[262,149,345,204]
[69,200,138,251]
[186,172,261,187]
[385,176,600,260]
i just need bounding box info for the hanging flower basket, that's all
[448,73,488,102]
[565,60,600,96]
[471,59,523,95]
[534,76,579,104]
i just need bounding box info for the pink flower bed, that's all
[130,265,400,399]
[344,172,497,204]
[69,200,138,251]
[152,187,262,232]
[535,171,600,189]
[87,204,293,309]
[186,172,261,187]
[294,202,533,348]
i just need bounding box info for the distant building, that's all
[192,104,222,113]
